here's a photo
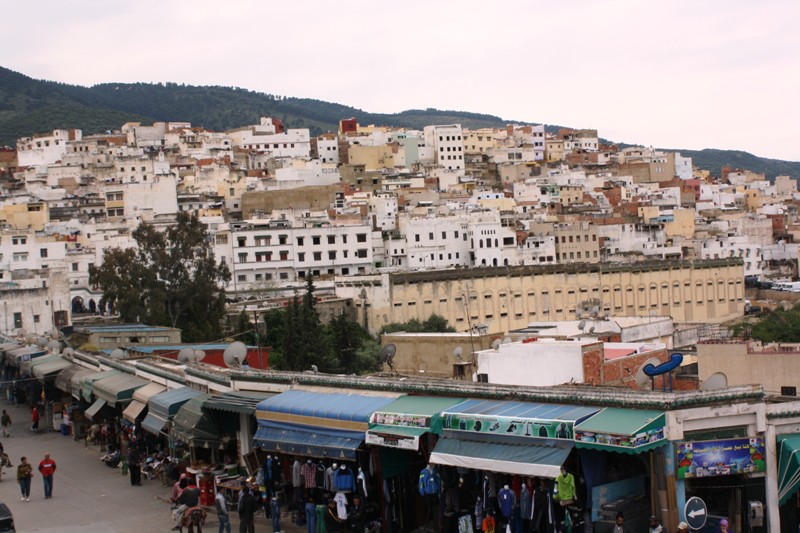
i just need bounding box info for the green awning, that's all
[55,365,82,393]
[430,430,572,478]
[70,368,97,400]
[92,373,149,406]
[778,434,800,505]
[171,394,220,446]
[32,357,73,379]
[80,370,120,402]
[203,391,275,414]
[21,354,58,375]
[573,408,666,454]
[366,395,463,450]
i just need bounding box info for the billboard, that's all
[677,437,765,479]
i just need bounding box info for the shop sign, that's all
[370,412,431,429]
[365,430,419,450]
[574,426,664,449]
[442,412,574,440]
[677,437,765,479]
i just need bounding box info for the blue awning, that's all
[430,430,572,478]
[440,398,599,440]
[256,390,396,431]
[142,412,169,436]
[255,390,396,459]
[254,421,364,461]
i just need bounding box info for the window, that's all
[312,236,321,245]
[237,274,246,282]
[279,272,288,280]
[278,235,288,245]
[238,252,248,262]
[297,237,304,246]
[71,263,79,271]
[313,252,322,261]
[357,249,368,258]
[12,237,26,245]
[298,252,305,262]
[279,251,288,260]
[328,235,336,244]
[357,233,367,243]
[40,248,48,258]
[215,234,228,245]
[329,251,337,260]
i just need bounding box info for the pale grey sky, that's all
[3,0,799,161]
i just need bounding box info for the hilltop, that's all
[1,66,798,179]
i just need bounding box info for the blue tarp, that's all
[255,390,395,424]
[255,421,364,460]
[255,390,396,458]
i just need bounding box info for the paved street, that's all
[0,402,293,533]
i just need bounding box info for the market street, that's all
[0,401,291,533]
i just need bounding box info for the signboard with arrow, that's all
[684,496,708,530]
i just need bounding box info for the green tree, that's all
[380,314,456,335]
[89,212,230,342]
[328,311,373,374]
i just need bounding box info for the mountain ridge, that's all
[1,66,797,179]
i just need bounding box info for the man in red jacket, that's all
[38,453,56,499]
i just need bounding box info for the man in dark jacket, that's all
[238,485,257,533]
[127,446,141,486]
[172,478,200,531]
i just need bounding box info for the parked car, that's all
[0,502,15,532]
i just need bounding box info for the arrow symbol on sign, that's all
[688,508,706,519]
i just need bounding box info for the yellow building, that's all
[0,201,49,230]
[340,259,745,335]
[545,138,564,162]
[664,209,695,239]
[347,145,395,171]
[463,129,498,155]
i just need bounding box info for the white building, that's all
[17,129,81,167]
[423,124,465,174]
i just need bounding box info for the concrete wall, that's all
[381,332,495,377]
[697,341,800,395]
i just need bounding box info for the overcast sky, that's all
[3,0,798,161]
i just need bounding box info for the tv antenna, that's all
[178,347,196,364]
[380,344,397,374]
[223,341,248,369]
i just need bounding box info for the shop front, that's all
[366,395,463,533]
[573,408,667,532]
[122,382,166,426]
[142,387,203,454]
[676,430,766,533]
[201,391,275,466]
[255,390,396,516]
[170,394,221,463]
[80,370,120,422]
[429,399,598,533]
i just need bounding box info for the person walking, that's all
[17,456,33,501]
[215,485,232,533]
[127,445,141,486]
[1,409,11,437]
[238,485,257,533]
[31,405,40,432]
[38,452,56,499]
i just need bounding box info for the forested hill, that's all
[1,66,798,179]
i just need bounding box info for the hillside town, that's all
[1,117,800,532]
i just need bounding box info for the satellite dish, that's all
[37,336,48,348]
[178,347,196,364]
[635,357,661,389]
[193,350,206,362]
[701,372,728,391]
[491,339,502,350]
[379,344,397,373]
[62,347,74,357]
[16,328,26,338]
[50,329,60,339]
[589,326,595,334]
[453,346,463,360]
[502,337,512,345]
[110,348,125,359]
[223,341,247,368]
[590,305,600,317]
[47,340,61,354]
[578,320,587,332]
[311,364,319,373]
